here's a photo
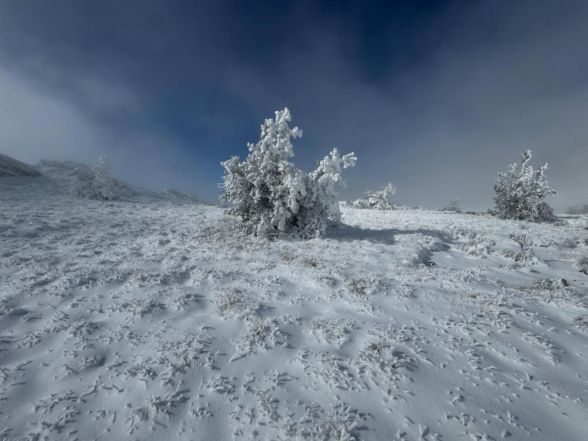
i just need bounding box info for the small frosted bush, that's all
[71,156,126,200]
[349,183,396,210]
[577,256,588,275]
[441,199,462,213]
[566,204,588,215]
[221,108,356,239]
[494,150,556,222]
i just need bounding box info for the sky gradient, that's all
[0,0,587,208]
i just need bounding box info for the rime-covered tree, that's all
[493,150,556,222]
[93,156,119,200]
[71,155,125,200]
[221,108,356,239]
[349,183,396,210]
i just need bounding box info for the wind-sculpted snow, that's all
[1,178,587,440]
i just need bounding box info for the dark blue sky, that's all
[1,0,587,208]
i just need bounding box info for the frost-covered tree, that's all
[349,183,396,210]
[493,150,556,222]
[221,108,356,239]
[93,156,119,200]
[71,155,125,200]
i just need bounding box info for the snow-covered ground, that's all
[1,177,587,441]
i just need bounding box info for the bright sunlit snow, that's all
[1,175,587,440]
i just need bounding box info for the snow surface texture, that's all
[1,177,588,441]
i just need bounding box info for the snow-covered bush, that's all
[441,199,462,213]
[509,233,534,267]
[71,156,126,200]
[221,108,356,239]
[493,150,556,222]
[577,256,588,275]
[349,183,396,210]
[566,204,588,215]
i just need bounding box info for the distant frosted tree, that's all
[566,204,588,215]
[493,150,556,222]
[349,183,396,210]
[221,108,356,239]
[94,156,118,200]
[441,199,462,213]
[71,155,124,200]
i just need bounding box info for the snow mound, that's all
[0,153,41,177]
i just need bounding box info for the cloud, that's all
[0,65,218,199]
[0,65,106,163]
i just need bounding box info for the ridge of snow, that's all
[0,153,41,177]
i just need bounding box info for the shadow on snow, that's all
[327,222,453,247]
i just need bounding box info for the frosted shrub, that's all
[71,156,125,200]
[349,183,396,210]
[566,204,588,215]
[441,199,462,213]
[221,108,356,239]
[93,156,119,200]
[577,256,588,275]
[509,233,534,267]
[493,150,556,222]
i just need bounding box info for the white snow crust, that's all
[1,177,587,440]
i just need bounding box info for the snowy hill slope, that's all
[1,178,587,441]
[0,153,41,177]
[34,159,199,204]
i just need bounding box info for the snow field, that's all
[1,177,587,440]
